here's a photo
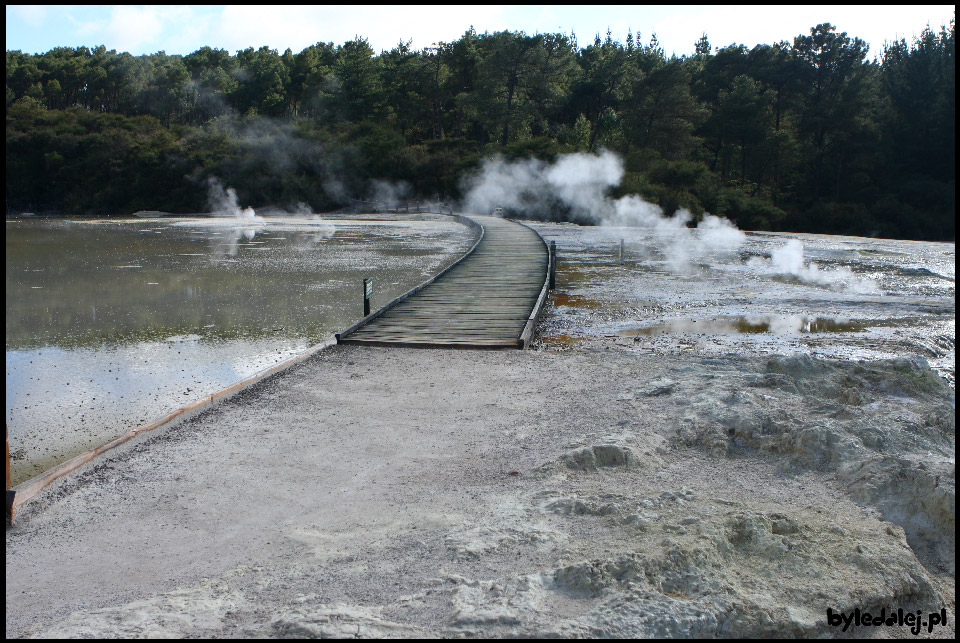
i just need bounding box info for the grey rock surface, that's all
[6,344,955,638]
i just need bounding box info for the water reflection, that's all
[531,222,954,385]
[5,214,475,484]
[619,316,870,336]
[6,216,466,349]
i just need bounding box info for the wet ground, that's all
[5,217,954,485]
[5,214,477,485]
[5,220,955,639]
[531,223,955,387]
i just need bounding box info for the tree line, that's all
[6,20,955,240]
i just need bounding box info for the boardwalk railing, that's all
[335,214,485,342]
[517,220,553,349]
[337,199,455,215]
[338,214,551,349]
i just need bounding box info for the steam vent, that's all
[337,215,550,348]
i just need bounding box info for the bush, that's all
[715,186,787,231]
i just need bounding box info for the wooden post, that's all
[363,278,373,317]
[549,241,557,290]
[619,239,624,264]
[6,424,13,524]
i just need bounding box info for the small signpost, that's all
[549,241,557,289]
[6,424,14,524]
[363,278,373,316]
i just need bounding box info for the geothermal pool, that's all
[533,222,955,386]
[5,213,476,485]
[6,215,955,487]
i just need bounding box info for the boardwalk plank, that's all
[338,215,548,349]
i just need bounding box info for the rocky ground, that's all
[5,342,954,638]
[5,226,955,638]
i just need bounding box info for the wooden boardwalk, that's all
[337,215,550,348]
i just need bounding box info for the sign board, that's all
[363,278,373,316]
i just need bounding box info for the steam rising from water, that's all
[460,151,745,272]
[369,179,412,211]
[750,239,879,293]
[461,151,877,292]
[190,177,336,256]
[462,150,623,223]
[207,177,260,221]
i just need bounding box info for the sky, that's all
[5,5,956,61]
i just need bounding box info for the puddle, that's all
[619,316,872,336]
[550,292,605,310]
[540,333,588,350]
[533,221,953,385]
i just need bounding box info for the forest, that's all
[5,20,955,240]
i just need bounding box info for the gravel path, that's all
[5,339,955,637]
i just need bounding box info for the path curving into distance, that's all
[337,215,550,348]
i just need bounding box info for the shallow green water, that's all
[6,214,475,484]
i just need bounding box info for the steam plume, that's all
[207,177,259,220]
[749,240,880,293]
[459,150,876,292]
[459,150,745,269]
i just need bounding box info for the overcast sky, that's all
[6,5,956,60]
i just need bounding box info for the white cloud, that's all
[69,14,106,38]
[649,6,819,56]
[203,5,507,54]
[9,4,953,58]
[64,5,199,54]
[12,5,48,27]
[163,9,218,55]
[646,5,956,59]
[104,6,166,53]
[530,7,560,34]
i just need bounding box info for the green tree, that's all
[570,32,637,151]
[791,23,873,202]
[877,18,955,238]
[381,40,434,141]
[476,30,543,146]
[5,24,953,239]
[288,42,337,119]
[692,43,749,176]
[742,43,803,199]
[623,57,703,161]
[523,32,579,138]
[333,38,384,122]
[232,46,290,118]
[443,28,485,143]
